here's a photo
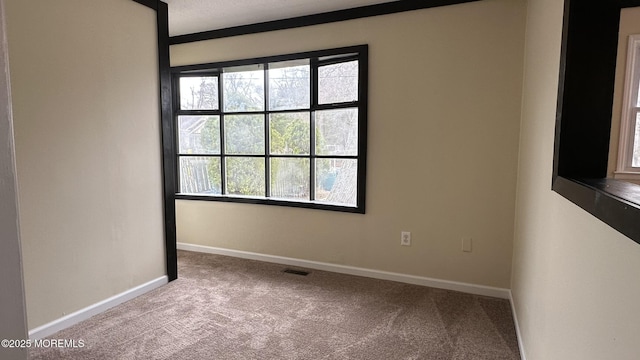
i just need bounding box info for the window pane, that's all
[178,116,220,154]
[226,157,265,196]
[315,159,357,206]
[180,76,218,110]
[225,115,265,155]
[318,60,358,104]
[270,112,310,155]
[315,108,358,156]
[179,157,221,195]
[223,65,265,112]
[270,158,310,200]
[268,60,310,110]
[633,112,640,167]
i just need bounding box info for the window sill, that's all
[552,176,640,245]
[613,171,640,183]
[175,193,364,214]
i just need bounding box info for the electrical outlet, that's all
[462,237,472,252]
[401,231,411,246]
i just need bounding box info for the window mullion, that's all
[310,57,319,201]
[264,63,271,198]
[176,110,221,116]
[314,102,359,111]
[219,74,226,195]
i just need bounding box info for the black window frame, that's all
[554,0,640,245]
[171,45,368,214]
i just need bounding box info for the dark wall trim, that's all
[130,0,178,281]
[156,1,178,281]
[553,178,640,243]
[171,44,363,73]
[131,0,157,10]
[553,0,640,245]
[169,0,482,45]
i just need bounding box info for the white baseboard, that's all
[509,290,527,360]
[29,276,168,340]
[177,242,510,299]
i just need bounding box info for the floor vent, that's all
[283,269,310,276]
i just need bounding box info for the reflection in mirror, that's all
[610,7,640,185]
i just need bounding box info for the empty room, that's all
[1,0,639,359]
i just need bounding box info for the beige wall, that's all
[6,0,166,329]
[0,0,28,358]
[512,0,640,359]
[172,0,525,288]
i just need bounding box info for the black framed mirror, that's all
[553,0,640,244]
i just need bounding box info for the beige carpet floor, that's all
[29,250,521,359]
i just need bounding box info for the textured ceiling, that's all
[163,0,396,36]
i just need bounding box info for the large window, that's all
[172,46,368,213]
